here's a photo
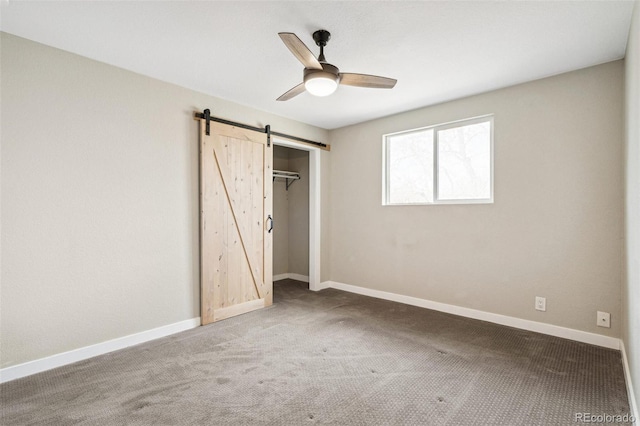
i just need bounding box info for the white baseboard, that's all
[288,273,310,283]
[0,317,201,384]
[312,281,332,291]
[621,340,639,422]
[319,281,621,350]
[273,273,309,283]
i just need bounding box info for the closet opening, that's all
[272,138,322,292]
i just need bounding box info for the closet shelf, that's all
[273,170,300,190]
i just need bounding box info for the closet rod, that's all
[273,170,300,179]
[273,170,300,191]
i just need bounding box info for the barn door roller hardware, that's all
[196,109,327,149]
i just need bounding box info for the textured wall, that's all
[624,0,640,413]
[0,33,328,367]
[328,61,624,338]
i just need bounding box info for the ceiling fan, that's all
[277,30,397,101]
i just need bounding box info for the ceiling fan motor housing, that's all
[304,63,339,81]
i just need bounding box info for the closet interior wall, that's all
[273,146,310,280]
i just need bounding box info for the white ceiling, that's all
[1,1,635,129]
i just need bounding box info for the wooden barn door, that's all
[200,120,273,325]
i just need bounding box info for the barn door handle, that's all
[267,215,274,233]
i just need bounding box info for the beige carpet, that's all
[1,279,631,425]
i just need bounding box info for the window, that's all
[383,116,493,205]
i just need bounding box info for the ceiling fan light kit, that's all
[277,29,397,101]
[304,63,339,96]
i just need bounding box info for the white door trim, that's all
[272,139,322,291]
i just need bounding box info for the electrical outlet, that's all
[597,311,611,328]
[535,296,546,312]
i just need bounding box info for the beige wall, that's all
[287,149,309,276]
[624,0,640,413]
[321,149,332,282]
[0,33,329,367]
[273,146,290,275]
[272,146,310,278]
[328,61,624,338]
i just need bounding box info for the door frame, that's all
[272,138,322,291]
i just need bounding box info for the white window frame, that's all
[382,115,494,206]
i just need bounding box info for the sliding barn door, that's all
[200,120,273,325]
